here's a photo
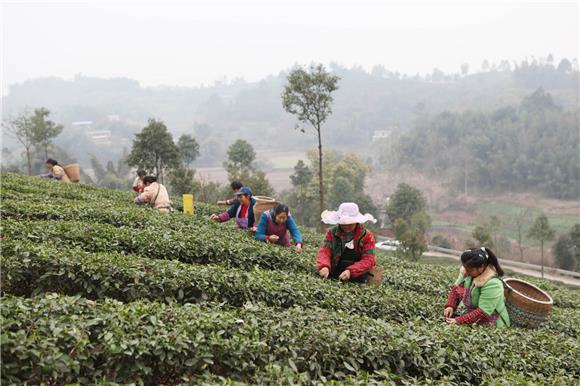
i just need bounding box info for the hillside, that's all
[2,61,578,172]
[1,174,579,384]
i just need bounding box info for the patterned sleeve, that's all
[456,308,487,325]
[316,228,334,271]
[444,285,462,310]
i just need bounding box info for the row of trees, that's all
[391,88,579,199]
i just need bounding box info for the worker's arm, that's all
[134,187,152,205]
[51,166,65,180]
[214,201,239,222]
[316,229,334,272]
[255,212,269,242]
[286,215,303,248]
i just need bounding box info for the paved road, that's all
[423,251,580,287]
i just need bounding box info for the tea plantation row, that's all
[1,173,579,385]
[2,294,578,385]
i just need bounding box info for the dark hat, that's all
[234,186,253,196]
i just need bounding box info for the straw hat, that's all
[321,202,377,225]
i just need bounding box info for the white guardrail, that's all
[426,245,580,279]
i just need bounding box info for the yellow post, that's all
[182,194,194,215]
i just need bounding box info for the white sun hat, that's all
[321,202,377,225]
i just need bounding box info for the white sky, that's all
[1,0,578,94]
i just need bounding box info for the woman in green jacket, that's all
[444,247,510,328]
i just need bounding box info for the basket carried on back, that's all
[63,163,81,183]
[368,266,383,286]
[253,196,277,221]
[503,278,553,328]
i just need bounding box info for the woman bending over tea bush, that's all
[255,204,303,252]
[316,202,377,284]
[210,186,257,230]
[444,247,510,328]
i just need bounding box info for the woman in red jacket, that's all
[317,202,377,283]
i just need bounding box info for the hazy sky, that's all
[1,0,578,95]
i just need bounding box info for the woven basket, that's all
[367,266,383,286]
[63,163,81,183]
[503,278,553,328]
[253,196,277,221]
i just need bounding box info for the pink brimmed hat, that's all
[321,202,377,225]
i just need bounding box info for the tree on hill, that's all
[223,140,274,197]
[386,183,427,224]
[282,64,340,231]
[30,108,63,161]
[177,134,200,169]
[127,119,181,181]
[528,214,556,278]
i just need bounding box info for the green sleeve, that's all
[478,278,504,316]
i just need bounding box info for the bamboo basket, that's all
[253,196,277,221]
[503,278,553,328]
[63,164,81,183]
[367,266,384,286]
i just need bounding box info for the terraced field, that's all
[1,173,578,385]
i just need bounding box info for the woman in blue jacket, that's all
[255,204,303,252]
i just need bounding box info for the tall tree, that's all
[223,140,274,196]
[472,224,494,249]
[127,118,181,181]
[177,134,200,168]
[3,113,35,175]
[393,210,431,261]
[528,214,556,278]
[282,64,340,231]
[386,183,427,224]
[30,108,63,160]
[290,160,313,194]
[223,139,256,178]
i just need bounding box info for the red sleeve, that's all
[456,307,486,325]
[347,232,376,278]
[316,229,333,271]
[444,285,462,310]
[132,186,141,192]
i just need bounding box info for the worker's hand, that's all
[217,200,226,205]
[294,245,302,253]
[339,270,351,281]
[210,214,219,221]
[269,235,279,243]
[250,226,257,233]
[445,317,457,324]
[444,307,454,318]
[319,267,329,279]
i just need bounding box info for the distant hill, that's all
[2,59,577,169]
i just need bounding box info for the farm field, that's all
[1,173,579,385]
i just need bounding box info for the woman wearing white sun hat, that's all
[316,202,377,283]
